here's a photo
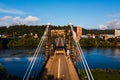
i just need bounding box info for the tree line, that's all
[0,25,119,47]
[0,25,46,37]
[80,38,120,47]
[82,28,115,35]
[0,25,116,37]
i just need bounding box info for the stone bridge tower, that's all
[45,25,82,61]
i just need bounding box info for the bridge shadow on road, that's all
[38,68,63,80]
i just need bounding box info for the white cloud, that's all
[0,16,40,26]
[99,25,107,30]
[13,16,22,24]
[0,8,25,14]
[13,17,21,21]
[108,14,120,18]
[0,16,12,21]
[99,19,120,29]
[107,19,120,29]
[24,16,39,23]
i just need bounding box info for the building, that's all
[76,27,82,41]
[81,35,88,38]
[102,34,115,40]
[115,30,120,37]
[33,33,38,38]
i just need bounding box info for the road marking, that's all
[58,58,60,79]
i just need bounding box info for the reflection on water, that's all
[81,47,120,69]
[0,48,45,78]
[0,48,36,57]
[0,48,120,78]
[0,56,44,78]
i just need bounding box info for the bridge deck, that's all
[40,53,79,80]
[40,37,79,80]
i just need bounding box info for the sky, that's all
[0,0,120,29]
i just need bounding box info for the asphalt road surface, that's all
[48,54,70,80]
[40,37,79,80]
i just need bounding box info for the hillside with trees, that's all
[0,25,46,37]
[82,28,115,35]
[0,25,119,47]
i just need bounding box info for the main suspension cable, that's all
[23,24,50,80]
[70,24,94,80]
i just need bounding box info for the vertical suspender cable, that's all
[23,24,49,80]
[78,42,94,80]
[70,25,90,80]
[25,39,45,80]
[23,37,44,80]
[70,24,94,80]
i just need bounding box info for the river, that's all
[0,47,120,78]
[82,47,120,69]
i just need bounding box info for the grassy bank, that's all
[78,69,120,80]
[93,71,120,80]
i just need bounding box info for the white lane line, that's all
[58,58,60,79]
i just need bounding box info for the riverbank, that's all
[6,37,120,48]
[7,37,41,48]
[92,71,120,80]
[80,38,120,47]
[78,69,120,80]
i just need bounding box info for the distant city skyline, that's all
[0,0,120,29]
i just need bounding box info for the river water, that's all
[0,47,120,78]
[81,47,120,69]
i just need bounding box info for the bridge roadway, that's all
[40,37,79,80]
[40,52,79,80]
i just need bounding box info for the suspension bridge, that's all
[22,23,94,80]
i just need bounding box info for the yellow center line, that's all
[58,58,60,79]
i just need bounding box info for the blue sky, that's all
[0,0,120,29]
